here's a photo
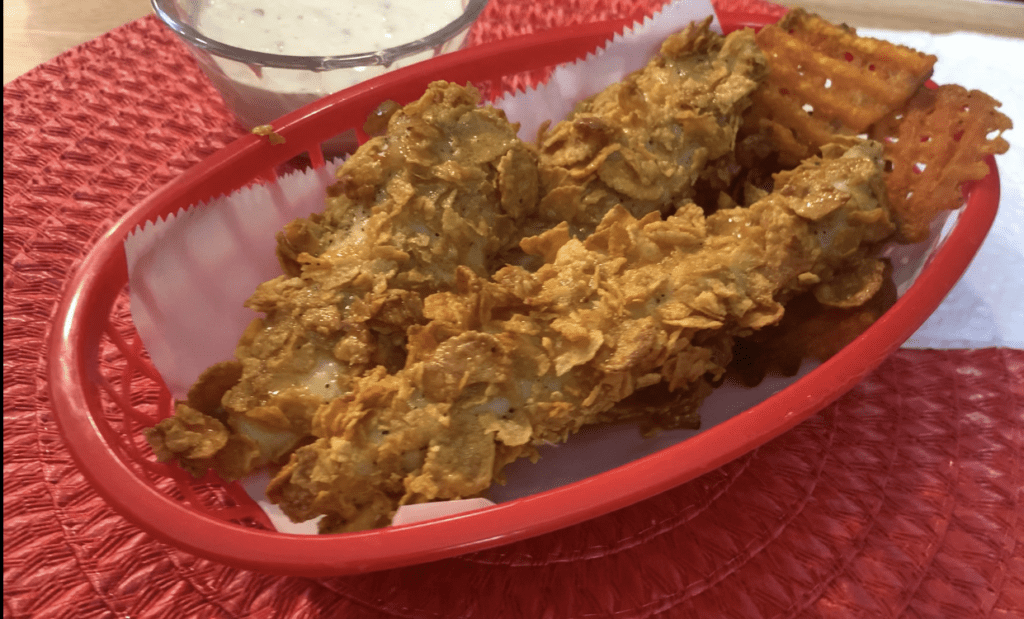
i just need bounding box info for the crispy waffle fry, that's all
[743,8,936,166]
[871,84,1012,242]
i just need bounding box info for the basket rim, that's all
[46,13,1001,577]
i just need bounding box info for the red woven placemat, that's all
[4,1,1022,617]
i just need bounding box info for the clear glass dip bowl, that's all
[152,0,489,131]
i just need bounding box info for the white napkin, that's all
[858,29,1024,349]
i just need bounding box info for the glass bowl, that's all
[151,0,489,131]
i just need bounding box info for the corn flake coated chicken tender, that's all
[267,140,894,532]
[145,22,770,484]
[527,18,767,242]
[146,82,539,480]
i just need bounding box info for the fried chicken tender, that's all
[147,21,775,485]
[267,141,895,532]
[526,18,768,242]
[146,82,539,479]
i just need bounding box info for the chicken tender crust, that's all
[528,18,767,242]
[147,82,539,480]
[267,141,894,532]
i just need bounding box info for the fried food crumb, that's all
[252,124,286,145]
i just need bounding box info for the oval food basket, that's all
[48,11,1000,576]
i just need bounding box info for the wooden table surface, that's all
[3,0,1023,84]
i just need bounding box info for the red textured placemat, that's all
[4,2,1022,618]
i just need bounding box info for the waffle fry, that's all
[740,8,1011,242]
[743,8,936,166]
[871,84,1012,242]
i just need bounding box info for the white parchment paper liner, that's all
[124,1,1016,534]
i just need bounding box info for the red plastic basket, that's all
[47,13,1000,576]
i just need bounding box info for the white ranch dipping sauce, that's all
[190,0,466,131]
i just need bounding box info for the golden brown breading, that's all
[526,18,767,242]
[728,261,898,387]
[267,140,894,532]
[146,82,539,480]
[146,26,773,484]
